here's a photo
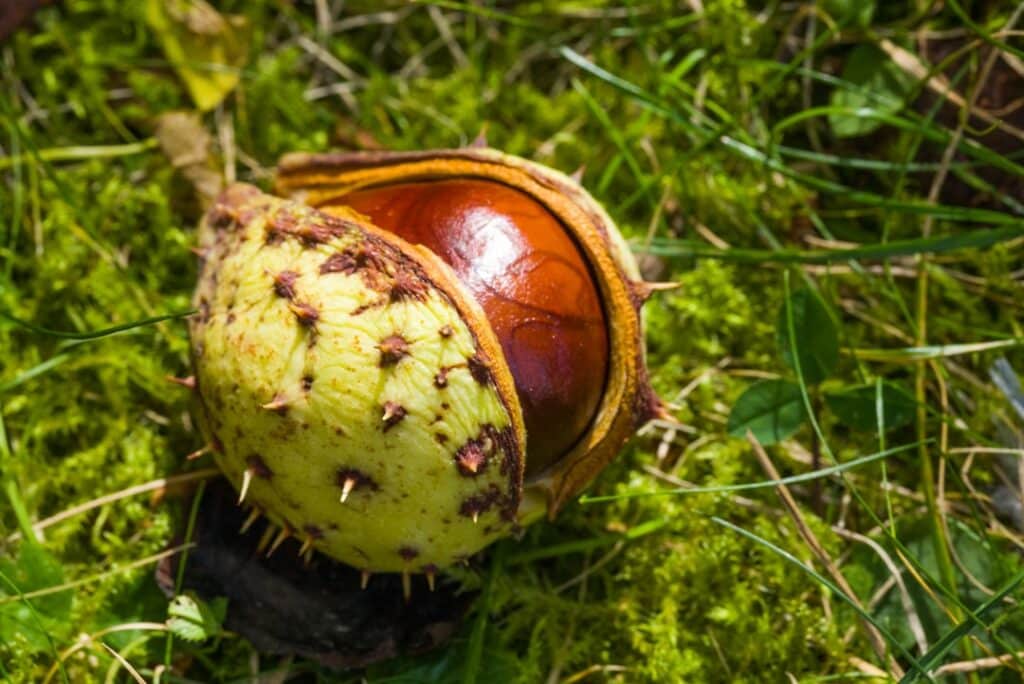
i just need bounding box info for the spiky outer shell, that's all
[190,184,526,573]
[276,148,663,517]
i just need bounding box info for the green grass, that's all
[2,0,1024,681]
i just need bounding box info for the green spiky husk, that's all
[190,184,526,572]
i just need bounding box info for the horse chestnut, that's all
[188,148,661,578]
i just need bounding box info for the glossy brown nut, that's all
[329,179,609,476]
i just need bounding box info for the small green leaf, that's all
[777,288,839,385]
[167,593,226,643]
[829,44,914,138]
[826,382,916,432]
[145,0,250,112]
[727,380,807,446]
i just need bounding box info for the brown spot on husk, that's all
[262,394,290,415]
[453,432,495,477]
[273,270,299,300]
[466,354,491,386]
[247,454,273,479]
[319,251,359,276]
[268,209,342,247]
[489,426,517,477]
[206,203,238,229]
[265,210,299,244]
[389,272,428,302]
[290,301,320,328]
[320,246,391,292]
[335,467,380,496]
[459,485,503,521]
[378,334,410,366]
[350,299,386,316]
[381,402,407,431]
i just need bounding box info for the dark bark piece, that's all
[156,479,476,670]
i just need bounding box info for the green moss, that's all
[3,1,1024,681]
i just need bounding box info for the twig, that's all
[4,468,219,543]
[44,623,168,684]
[832,526,929,655]
[102,644,146,684]
[935,651,1024,677]
[560,665,629,683]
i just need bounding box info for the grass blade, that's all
[581,441,927,503]
[0,309,194,340]
[853,339,1023,362]
[638,225,1024,264]
[0,139,158,172]
[0,354,71,394]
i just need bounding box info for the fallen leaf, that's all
[146,0,249,112]
[156,111,223,207]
